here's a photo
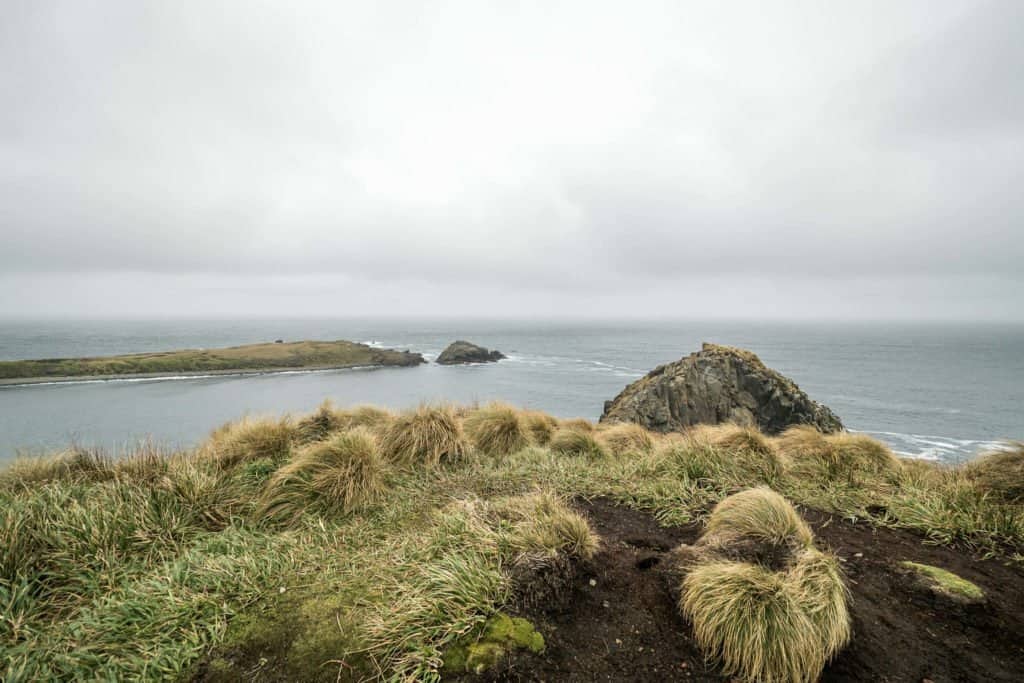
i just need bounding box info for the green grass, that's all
[0,340,421,380]
[0,406,1020,681]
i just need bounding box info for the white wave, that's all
[0,365,384,389]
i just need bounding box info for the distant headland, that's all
[0,339,425,386]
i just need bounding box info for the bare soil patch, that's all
[473,498,1024,682]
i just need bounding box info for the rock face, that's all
[436,340,506,365]
[600,343,843,435]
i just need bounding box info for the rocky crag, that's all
[600,342,843,434]
[436,340,506,365]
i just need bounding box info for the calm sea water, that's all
[0,319,1021,464]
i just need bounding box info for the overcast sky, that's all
[1,1,1021,320]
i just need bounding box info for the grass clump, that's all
[0,447,114,491]
[549,428,607,459]
[705,487,814,548]
[597,422,655,456]
[294,400,348,443]
[379,404,467,467]
[681,488,849,682]
[778,427,897,484]
[258,428,388,526]
[494,490,599,561]
[520,410,558,445]
[559,417,594,432]
[964,443,1024,503]
[202,417,294,468]
[683,553,849,683]
[900,561,985,602]
[464,403,529,457]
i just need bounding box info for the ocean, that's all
[0,318,1021,464]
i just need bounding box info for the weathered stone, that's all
[600,343,842,435]
[436,340,505,365]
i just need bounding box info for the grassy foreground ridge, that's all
[0,339,423,382]
[0,402,1021,681]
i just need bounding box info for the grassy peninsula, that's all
[0,340,424,384]
[1,405,1021,681]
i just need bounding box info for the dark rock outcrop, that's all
[600,343,842,435]
[436,340,506,365]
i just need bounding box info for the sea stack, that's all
[436,340,506,365]
[600,343,843,435]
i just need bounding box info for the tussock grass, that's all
[549,428,607,459]
[0,447,114,491]
[0,402,1017,681]
[464,403,529,457]
[682,550,850,683]
[379,404,468,467]
[295,399,349,443]
[775,425,832,461]
[202,417,294,468]
[682,488,849,683]
[964,443,1024,503]
[657,431,781,487]
[828,433,899,478]
[339,404,394,433]
[779,428,897,484]
[706,487,813,548]
[520,410,558,446]
[559,418,594,432]
[692,423,776,458]
[258,428,388,525]
[597,422,654,456]
[493,490,599,561]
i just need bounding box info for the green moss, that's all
[443,613,545,674]
[900,561,985,602]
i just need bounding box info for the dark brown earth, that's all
[474,499,1024,683]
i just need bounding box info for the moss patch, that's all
[443,613,545,674]
[900,561,985,603]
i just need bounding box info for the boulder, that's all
[436,340,506,365]
[600,343,842,435]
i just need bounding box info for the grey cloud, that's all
[0,0,1021,318]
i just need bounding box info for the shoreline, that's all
[0,362,412,388]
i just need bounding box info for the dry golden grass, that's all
[339,405,394,433]
[295,400,349,444]
[775,425,833,461]
[520,410,558,446]
[379,404,468,467]
[559,418,594,433]
[682,553,849,683]
[201,416,294,468]
[0,447,114,490]
[258,428,387,526]
[828,433,899,477]
[778,427,898,484]
[682,488,849,682]
[964,443,1024,503]
[549,428,607,459]
[596,422,655,456]
[692,423,776,458]
[706,487,813,548]
[464,403,530,457]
